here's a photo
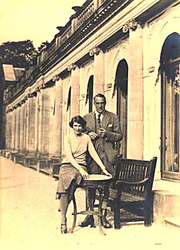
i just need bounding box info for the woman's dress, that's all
[56,132,91,197]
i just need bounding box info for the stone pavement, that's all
[0,156,179,250]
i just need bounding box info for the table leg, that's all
[98,189,106,236]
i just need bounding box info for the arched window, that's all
[85,75,94,112]
[115,59,128,157]
[66,86,71,111]
[160,32,180,180]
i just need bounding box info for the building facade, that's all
[2,0,180,222]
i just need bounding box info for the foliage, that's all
[0,40,38,69]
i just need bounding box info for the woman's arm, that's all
[64,137,88,178]
[87,137,111,176]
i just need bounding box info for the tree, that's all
[0,40,38,69]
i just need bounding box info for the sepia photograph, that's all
[0,0,180,249]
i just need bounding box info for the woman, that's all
[56,115,111,234]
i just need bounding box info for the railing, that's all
[48,42,57,57]
[60,25,72,44]
[76,0,94,29]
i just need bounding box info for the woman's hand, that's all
[79,168,89,179]
[102,169,112,177]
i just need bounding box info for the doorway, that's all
[115,59,128,157]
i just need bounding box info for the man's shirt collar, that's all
[95,110,105,120]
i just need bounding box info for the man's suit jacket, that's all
[83,110,123,175]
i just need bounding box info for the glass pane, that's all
[165,68,179,172]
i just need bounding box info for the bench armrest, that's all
[115,178,149,187]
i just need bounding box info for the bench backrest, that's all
[115,157,157,198]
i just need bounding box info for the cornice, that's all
[4,0,133,106]
[4,0,174,106]
[39,0,126,74]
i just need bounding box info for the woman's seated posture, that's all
[56,116,111,234]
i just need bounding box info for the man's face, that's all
[94,97,106,114]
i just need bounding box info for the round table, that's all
[70,174,112,235]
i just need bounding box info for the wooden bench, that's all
[13,152,26,164]
[111,157,157,229]
[23,152,39,168]
[49,157,61,177]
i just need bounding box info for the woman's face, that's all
[73,122,83,135]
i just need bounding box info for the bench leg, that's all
[144,195,153,226]
[113,196,121,229]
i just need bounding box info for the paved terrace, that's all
[0,156,179,250]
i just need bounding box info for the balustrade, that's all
[76,0,94,29]
[48,42,57,57]
[60,25,72,44]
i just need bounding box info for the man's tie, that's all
[97,113,101,128]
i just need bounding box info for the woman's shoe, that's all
[60,223,67,234]
[80,215,95,227]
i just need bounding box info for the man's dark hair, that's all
[69,115,86,129]
[93,93,106,104]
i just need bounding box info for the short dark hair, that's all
[94,93,106,104]
[69,115,86,129]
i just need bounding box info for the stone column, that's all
[128,24,144,159]
[4,111,8,149]
[9,112,13,149]
[28,94,36,152]
[38,87,43,154]
[26,97,30,151]
[11,109,16,150]
[15,106,20,151]
[93,48,105,95]
[39,86,51,155]
[22,99,27,151]
[7,112,11,149]
[70,65,80,118]
[48,86,55,156]
[34,88,40,153]
[53,79,63,156]
[23,98,28,151]
[19,103,24,151]
[5,111,12,149]
[48,78,63,157]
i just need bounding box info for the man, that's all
[80,93,123,228]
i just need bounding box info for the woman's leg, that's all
[59,193,69,224]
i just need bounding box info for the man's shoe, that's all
[101,216,112,228]
[80,215,95,227]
